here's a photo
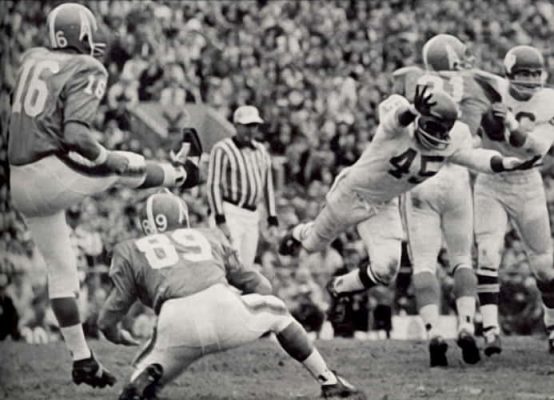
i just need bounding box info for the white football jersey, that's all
[342,95,473,203]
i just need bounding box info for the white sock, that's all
[456,296,476,335]
[302,349,337,386]
[333,270,365,294]
[60,324,91,361]
[419,304,440,339]
[480,304,499,331]
[543,305,554,329]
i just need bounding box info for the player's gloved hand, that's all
[413,84,436,116]
[500,156,541,172]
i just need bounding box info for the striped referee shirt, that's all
[207,137,278,226]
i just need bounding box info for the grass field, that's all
[1,336,554,400]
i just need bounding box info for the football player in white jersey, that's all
[394,34,493,367]
[279,85,532,312]
[474,45,554,355]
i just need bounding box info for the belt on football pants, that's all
[222,197,257,212]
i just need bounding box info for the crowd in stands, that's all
[2,0,554,341]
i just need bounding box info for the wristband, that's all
[490,155,505,173]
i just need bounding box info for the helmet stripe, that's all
[146,195,157,234]
[48,5,62,48]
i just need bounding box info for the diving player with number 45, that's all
[98,192,365,400]
[279,84,534,304]
[8,3,200,388]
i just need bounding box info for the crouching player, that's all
[98,192,365,400]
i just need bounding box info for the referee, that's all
[207,105,279,268]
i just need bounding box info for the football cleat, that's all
[170,128,203,166]
[429,336,448,367]
[119,363,164,400]
[483,327,502,357]
[321,373,366,399]
[278,229,302,256]
[457,330,481,364]
[72,352,116,388]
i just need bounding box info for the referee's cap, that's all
[233,105,264,125]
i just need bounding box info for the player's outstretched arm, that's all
[64,121,140,174]
[449,148,535,173]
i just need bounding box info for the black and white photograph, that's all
[1,1,554,399]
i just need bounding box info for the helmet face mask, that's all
[415,115,452,150]
[504,45,546,100]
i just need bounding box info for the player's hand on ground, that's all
[413,84,436,116]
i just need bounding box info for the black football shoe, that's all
[429,336,448,367]
[72,352,116,388]
[457,330,481,364]
[119,363,164,400]
[321,373,366,399]
[483,327,502,357]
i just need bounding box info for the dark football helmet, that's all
[415,89,459,150]
[504,45,546,99]
[46,3,106,57]
[422,34,473,71]
[139,191,190,235]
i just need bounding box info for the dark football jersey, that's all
[9,47,108,165]
[392,66,500,136]
[106,227,268,315]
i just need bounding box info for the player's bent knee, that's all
[477,245,501,271]
[411,261,436,276]
[372,256,400,286]
[48,268,80,299]
[529,253,554,283]
[450,256,472,273]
